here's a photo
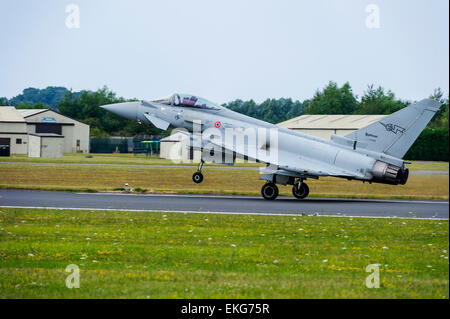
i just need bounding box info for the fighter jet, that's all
[101,94,441,200]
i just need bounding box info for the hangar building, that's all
[159,115,387,160]
[0,107,90,157]
[277,114,387,139]
[159,131,193,160]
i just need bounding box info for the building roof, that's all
[160,132,189,142]
[17,108,89,126]
[18,109,90,126]
[17,109,48,118]
[29,133,64,138]
[277,114,387,130]
[0,106,26,122]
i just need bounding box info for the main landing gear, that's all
[192,160,204,184]
[292,181,309,199]
[261,182,279,200]
[193,162,311,201]
[260,179,310,200]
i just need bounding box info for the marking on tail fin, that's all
[379,122,406,135]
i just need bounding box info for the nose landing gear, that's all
[192,172,203,183]
[192,160,204,184]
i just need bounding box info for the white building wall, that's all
[292,128,357,139]
[0,122,27,133]
[73,122,90,153]
[28,135,41,157]
[25,110,72,124]
[26,123,35,134]
[40,137,64,158]
[0,120,28,155]
[0,133,29,154]
[160,138,192,160]
[61,125,74,153]
[278,115,388,140]
[160,141,180,159]
[24,110,90,153]
[295,129,336,139]
[335,129,356,136]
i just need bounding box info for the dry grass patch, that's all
[0,164,448,200]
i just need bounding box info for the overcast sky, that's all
[0,0,448,103]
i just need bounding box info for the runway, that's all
[0,189,448,219]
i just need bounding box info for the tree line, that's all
[225,82,448,160]
[1,87,163,138]
[1,82,448,160]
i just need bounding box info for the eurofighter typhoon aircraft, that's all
[101,94,441,200]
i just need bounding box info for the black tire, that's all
[261,183,279,200]
[192,172,203,184]
[292,182,309,199]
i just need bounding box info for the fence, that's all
[90,136,160,154]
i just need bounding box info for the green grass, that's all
[0,153,448,171]
[0,153,179,165]
[0,164,448,200]
[405,161,449,171]
[0,208,448,298]
[0,153,261,167]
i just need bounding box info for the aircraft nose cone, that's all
[100,102,139,120]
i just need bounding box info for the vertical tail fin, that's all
[345,99,442,159]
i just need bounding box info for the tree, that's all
[286,100,305,119]
[405,127,449,161]
[8,86,73,108]
[58,86,163,137]
[223,98,304,123]
[354,85,407,115]
[0,97,8,105]
[305,81,357,114]
[15,102,50,110]
[428,87,449,128]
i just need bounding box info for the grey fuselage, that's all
[130,100,404,183]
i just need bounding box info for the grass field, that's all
[1,153,448,171]
[0,163,448,200]
[0,208,448,299]
[0,153,262,167]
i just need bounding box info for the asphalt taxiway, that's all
[0,189,448,219]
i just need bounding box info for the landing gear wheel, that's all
[292,182,309,199]
[261,182,279,200]
[192,172,203,184]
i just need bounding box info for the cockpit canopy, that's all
[151,93,221,110]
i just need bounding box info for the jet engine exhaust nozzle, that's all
[370,160,409,185]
